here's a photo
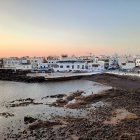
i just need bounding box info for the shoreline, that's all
[0,69,140,84]
[83,73,140,90]
[0,69,103,83]
[0,71,140,139]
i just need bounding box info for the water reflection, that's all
[0,80,110,103]
[0,80,111,138]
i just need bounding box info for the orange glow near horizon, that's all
[0,33,114,57]
[0,44,117,58]
[0,0,140,57]
[0,31,139,57]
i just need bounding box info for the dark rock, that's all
[24,116,37,124]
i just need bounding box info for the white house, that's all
[2,57,32,70]
[79,55,96,62]
[53,59,87,72]
[136,58,140,67]
[118,56,135,70]
[88,61,105,72]
[120,63,135,70]
[25,57,44,70]
[47,56,60,69]
[37,63,48,70]
[109,55,119,69]
[3,58,21,69]
[52,55,105,72]
[15,64,32,70]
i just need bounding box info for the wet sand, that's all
[83,73,140,90]
[2,73,140,140]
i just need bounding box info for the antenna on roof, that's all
[89,52,92,56]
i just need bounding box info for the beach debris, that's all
[92,101,105,108]
[6,98,43,107]
[104,109,139,125]
[24,116,37,124]
[27,120,62,131]
[0,112,14,118]
[41,94,66,100]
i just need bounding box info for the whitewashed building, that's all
[136,58,140,67]
[2,58,32,70]
[3,58,21,69]
[37,63,48,70]
[52,55,105,72]
[15,64,32,70]
[2,57,34,70]
[109,55,119,69]
[88,61,105,72]
[47,56,60,69]
[28,57,45,70]
[53,59,87,72]
[118,56,135,70]
[79,55,96,62]
[1,55,105,72]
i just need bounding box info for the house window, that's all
[60,65,63,68]
[122,63,126,66]
[77,65,80,69]
[54,65,59,68]
[82,65,84,69]
[66,65,70,68]
[92,64,99,67]
[72,65,74,69]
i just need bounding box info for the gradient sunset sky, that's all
[0,0,140,57]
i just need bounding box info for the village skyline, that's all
[0,52,140,58]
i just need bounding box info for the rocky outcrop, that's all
[0,69,45,82]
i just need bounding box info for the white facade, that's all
[47,56,60,68]
[28,57,45,70]
[118,56,135,70]
[37,63,48,70]
[53,60,87,72]
[3,58,21,69]
[0,55,108,72]
[109,56,118,69]
[119,62,135,70]
[15,64,32,70]
[28,57,44,64]
[3,57,32,70]
[79,55,95,62]
[88,61,105,72]
[53,58,105,72]
[136,59,140,67]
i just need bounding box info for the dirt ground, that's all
[83,73,140,90]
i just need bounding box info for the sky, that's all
[0,0,140,57]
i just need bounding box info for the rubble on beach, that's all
[2,73,140,139]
